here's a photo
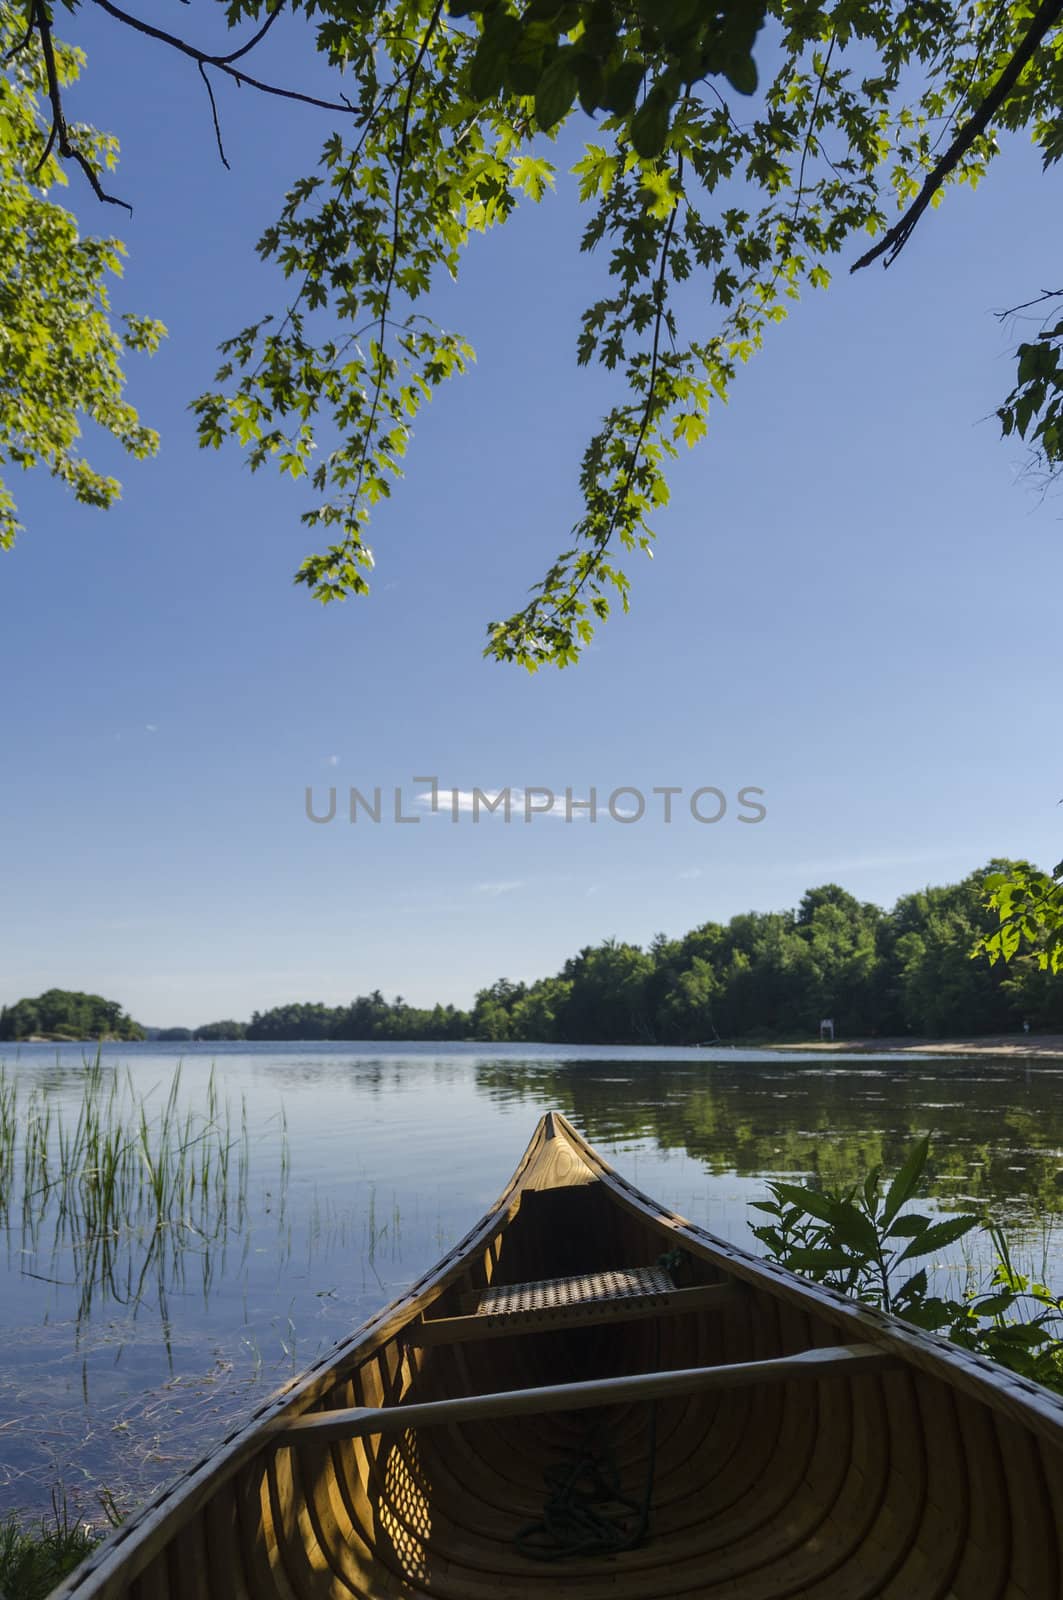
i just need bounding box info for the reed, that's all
[0,1054,288,1326]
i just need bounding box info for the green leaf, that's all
[882,1134,929,1227]
[631,89,672,159]
[511,154,556,201]
[895,1267,928,1304]
[535,49,578,130]
[574,51,605,115]
[652,0,701,38]
[888,1213,932,1237]
[470,13,522,100]
[601,58,645,114]
[897,1214,980,1263]
[972,1289,1020,1317]
[826,1199,880,1256]
[723,52,758,96]
[766,1183,841,1227]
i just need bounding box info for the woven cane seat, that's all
[475,1265,674,1319]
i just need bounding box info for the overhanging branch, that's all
[33,0,132,210]
[88,0,358,117]
[852,0,1063,273]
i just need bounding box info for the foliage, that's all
[998,289,1063,475]
[0,988,144,1041]
[752,1135,1063,1391]
[472,862,1063,1043]
[154,859,1063,1044]
[980,860,1063,975]
[4,2,1063,660]
[0,3,164,550]
[198,0,1058,666]
[0,1495,97,1600]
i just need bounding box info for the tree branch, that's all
[198,62,230,170]
[852,0,1063,272]
[543,153,686,632]
[88,0,357,117]
[33,0,132,211]
[995,287,1063,321]
[4,9,38,63]
[348,0,446,505]
[216,1,284,66]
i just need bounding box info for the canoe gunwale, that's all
[48,1107,1063,1599]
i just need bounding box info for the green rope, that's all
[515,1295,670,1562]
[514,1405,658,1561]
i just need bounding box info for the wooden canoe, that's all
[52,1111,1063,1599]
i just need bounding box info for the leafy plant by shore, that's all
[752,1136,1063,1392]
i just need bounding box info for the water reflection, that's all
[473,1055,1063,1220]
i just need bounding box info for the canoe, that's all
[53,1111,1063,1599]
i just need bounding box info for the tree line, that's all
[4,865,1059,1047]
[246,863,1062,1044]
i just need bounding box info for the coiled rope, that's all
[514,1403,658,1560]
[515,1282,672,1561]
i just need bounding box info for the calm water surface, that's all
[2,1040,1062,1519]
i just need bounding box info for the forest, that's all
[245,863,1063,1045]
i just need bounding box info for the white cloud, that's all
[327,754,339,767]
[416,787,591,820]
[145,723,158,734]
[474,880,526,896]
[678,867,704,882]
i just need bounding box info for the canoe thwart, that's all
[272,1342,899,1445]
[411,1269,743,1346]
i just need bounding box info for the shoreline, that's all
[763,1034,1063,1060]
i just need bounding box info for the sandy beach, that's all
[767,1034,1063,1060]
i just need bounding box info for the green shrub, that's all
[752,1134,1063,1392]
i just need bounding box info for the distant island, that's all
[3,864,1061,1048]
[0,989,145,1043]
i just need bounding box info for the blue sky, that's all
[1,8,1060,1025]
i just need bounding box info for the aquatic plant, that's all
[752,1134,1063,1391]
[0,1054,289,1327]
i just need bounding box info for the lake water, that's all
[2,1040,1062,1522]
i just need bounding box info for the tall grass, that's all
[0,1491,98,1600]
[0,1055,288,1326]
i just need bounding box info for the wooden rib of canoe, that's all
[52,1111,1063,1600]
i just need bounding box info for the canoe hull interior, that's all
[54,1114,1063,1600]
